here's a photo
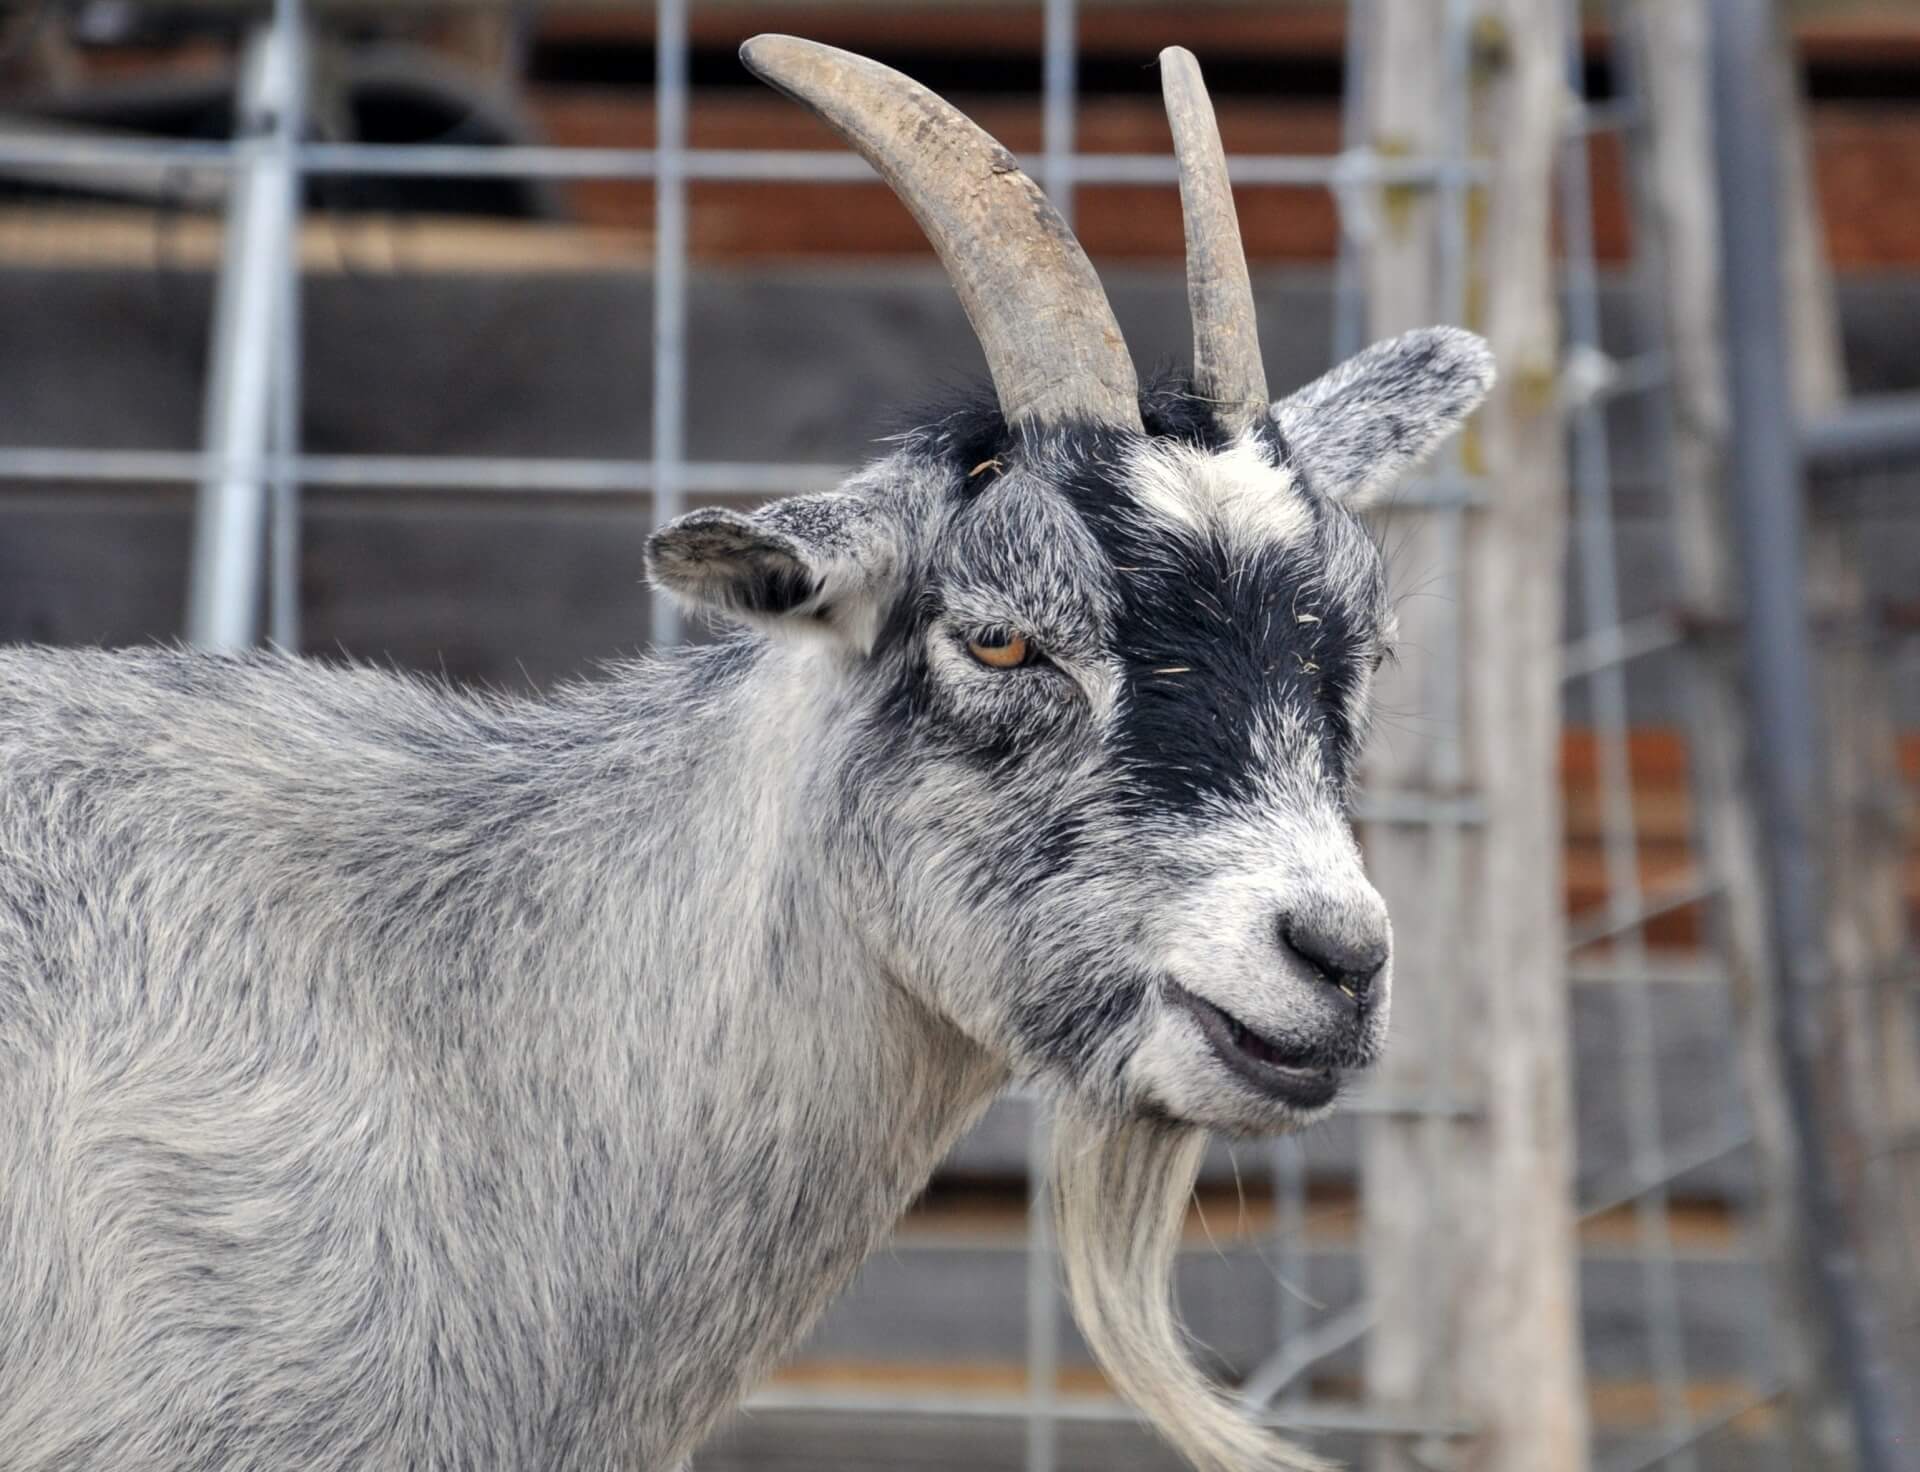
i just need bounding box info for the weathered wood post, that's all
[1357,3,1589,1469]
[1622,2,1835,1461]
[1774,0,1920,1425]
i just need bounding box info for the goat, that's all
[0,37,1492,1472]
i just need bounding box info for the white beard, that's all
[1051,1106,1335,1472]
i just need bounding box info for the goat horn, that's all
[741,34,1143,433]
[1160,47,1268,434]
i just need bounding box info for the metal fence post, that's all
[649,0,690,648]
[1707,3,1908,1468]
[185,10,302,650]
[268,0,307,652]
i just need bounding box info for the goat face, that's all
[649,327,1492,1136]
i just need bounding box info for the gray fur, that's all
[0,354,1487,1467]
[0,335,1493,1469]
[0,639,1001,1470]
[1271,326,1497,508]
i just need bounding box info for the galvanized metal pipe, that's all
[744,1386,1475,1439]
[0,450,1490,515]
[0,136,1492,188]
[1801,392,1920,469]
[0,449,849,496]
[186,18,302,649]
[268,0,307,651]
[1708,3,1907,1467]
[268,254,303,649]
[1024,1101,1058,1472]
[648,0,690,647]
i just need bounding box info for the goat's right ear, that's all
[645,493,899,651]
[1269,326,1495,510]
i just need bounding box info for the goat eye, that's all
[966,630,1031,669]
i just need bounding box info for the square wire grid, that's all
[0,2,1790,1466]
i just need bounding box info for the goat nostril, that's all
[1278,917,1388,1003]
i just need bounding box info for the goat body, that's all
[0,646,1001,1469]
[0,35,1495,1472]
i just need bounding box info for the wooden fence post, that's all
[1622,2,1840,1462]
[1358,3,1588,1469]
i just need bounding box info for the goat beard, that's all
[1051,1105,1335,1472]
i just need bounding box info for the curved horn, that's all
[742,34,1141,433]
[1160,47,1268,434]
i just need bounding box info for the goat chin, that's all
[1051,1106,1336,1472]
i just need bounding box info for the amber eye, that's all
[966,630,1031,669]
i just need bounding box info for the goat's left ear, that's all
[1270,326,1495,509]
[646,493,899,650]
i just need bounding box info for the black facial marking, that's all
[1058,468,1372,813]
[873,376,1383,810]
[858,587,938,757]
[1302,503,1385,774]
[860,372,1381,842]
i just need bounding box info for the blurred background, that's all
[0,1,1915,1469]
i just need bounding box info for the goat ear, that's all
[1269,326,1495,509]
[645,493,898,649]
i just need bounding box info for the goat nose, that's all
[1278,914,1388,1004]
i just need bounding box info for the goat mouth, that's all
[1165,984,1341,1110]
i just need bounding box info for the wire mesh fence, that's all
[2,2,1913,1467]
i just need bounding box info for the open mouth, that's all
[1166,984,1342,1110]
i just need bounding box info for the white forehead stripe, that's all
[1122,435,1313,550]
